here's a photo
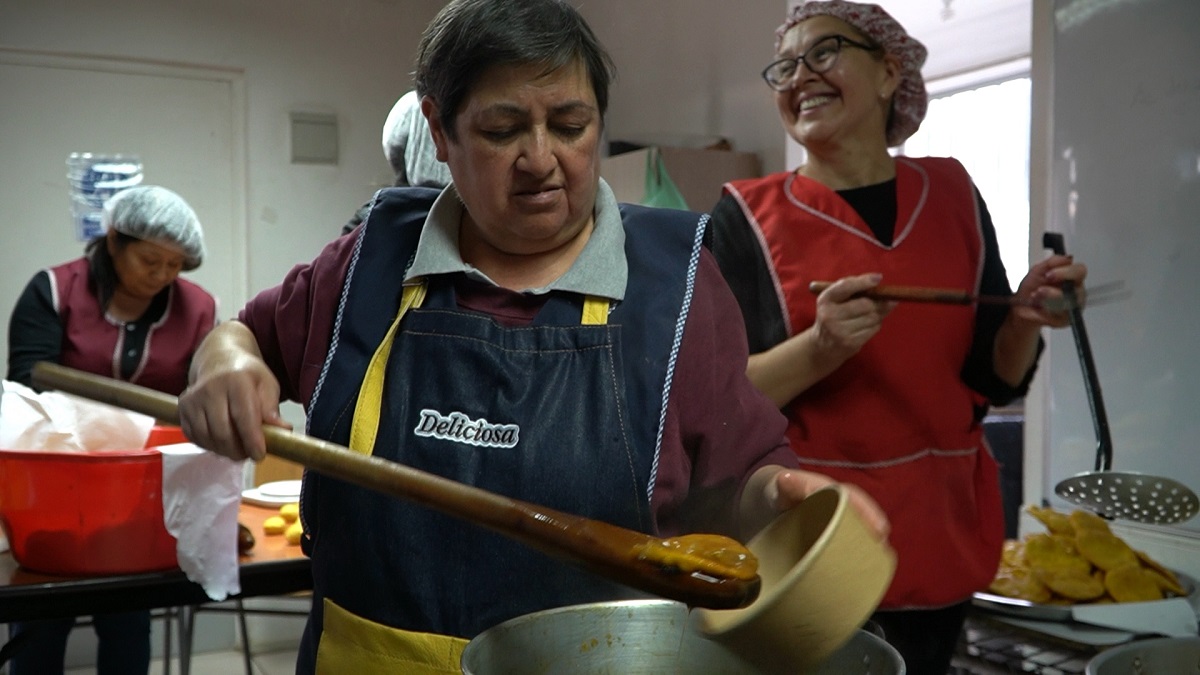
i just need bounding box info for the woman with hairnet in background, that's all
[6,184,217,675]
[342,89,454,236]
[707,2,1088,673]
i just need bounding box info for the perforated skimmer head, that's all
[1056,471,1200,525]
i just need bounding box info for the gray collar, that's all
[405,179,627,300]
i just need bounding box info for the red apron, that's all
[724,157,1004,608]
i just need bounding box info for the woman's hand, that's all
[741,465,890,542]
[178,321,292,462]
[1010,254,1089,328]
[811,273,897,362]
[993,254,1089,386]
[770,469,891,541]
[746,273,896,407]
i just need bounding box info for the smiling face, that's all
[774,16,900,153]
[427,59,602,272]
[108,232,187,301]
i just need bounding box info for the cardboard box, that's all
[601,146,762,213]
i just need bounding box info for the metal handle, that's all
[1043,232,1112,471]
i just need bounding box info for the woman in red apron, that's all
[707,2,1089,673]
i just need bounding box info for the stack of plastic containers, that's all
[66,153,143,241]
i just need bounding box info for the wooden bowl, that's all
[693,485,897,672]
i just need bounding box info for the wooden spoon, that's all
[807,279,1128,313]
[31,361,761,609]
[807,280,1051,309]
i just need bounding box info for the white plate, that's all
[258,479,302,498]
[241,480,301,507]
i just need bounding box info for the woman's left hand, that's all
[1011,254,1089,328]
[769,470,890,542]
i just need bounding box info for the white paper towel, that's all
[159,442,245,601]
[1,379,244,600]
[1,379,154,450]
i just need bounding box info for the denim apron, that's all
[297,188,705,673]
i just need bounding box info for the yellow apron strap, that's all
[349,280,427,455]
[315,598,467,675]
[581,294,609,325]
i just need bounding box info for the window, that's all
[901,69,1032,289]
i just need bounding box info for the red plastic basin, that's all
[0,425,186,576]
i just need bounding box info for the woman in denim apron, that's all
[178,1,889,672]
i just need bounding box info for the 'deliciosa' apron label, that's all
[414,408,520,449]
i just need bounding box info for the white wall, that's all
[888,1,1031,81]
[0,0,446,308]
[581,0,788,173]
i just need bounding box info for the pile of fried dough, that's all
[988,505,1187,605]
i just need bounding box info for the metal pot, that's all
[460,599,905,674]
[1085,636,1200,674]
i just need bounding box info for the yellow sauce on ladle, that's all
[634,534,759,581]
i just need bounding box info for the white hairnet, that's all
[382,90,452,188]
[102,185,206,270]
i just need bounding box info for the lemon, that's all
[279,502,300,523]
[285,520,304,546]
[262,516,287,535]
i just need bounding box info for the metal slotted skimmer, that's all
[1045,233,1199,525]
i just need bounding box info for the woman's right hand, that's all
[810,273,896,362]
[178,321,291,462]
[747,273,896,407]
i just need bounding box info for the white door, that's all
[0,50,247,376]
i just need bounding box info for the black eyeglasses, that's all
[762,34,880,91]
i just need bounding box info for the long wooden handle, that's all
[807,280,1028,307]
[31,361,759,609]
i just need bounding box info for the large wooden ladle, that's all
[32,361,761,609]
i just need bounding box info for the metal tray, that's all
[972,570,1199,622]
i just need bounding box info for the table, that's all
[0,503,312,672]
